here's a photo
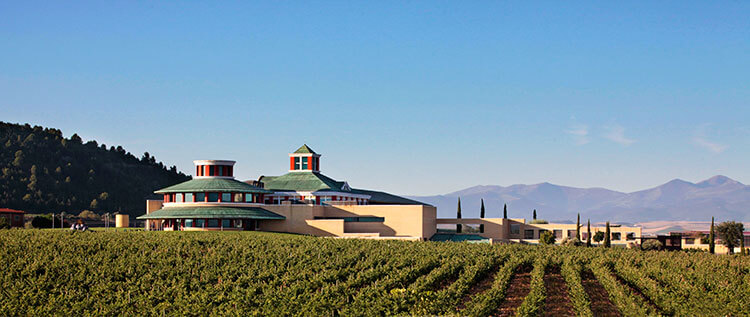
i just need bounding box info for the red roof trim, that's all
[0,208,24,214]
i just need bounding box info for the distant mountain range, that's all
[407,176,750,222]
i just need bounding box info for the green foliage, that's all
[716,221,744,254]
[561,237,582,246]
[586,219,592,247]
[539,231,555,245]
[641,239,663,251]
[456,197,462,233]
[2,231,750,315]
[0,217,9,229]
[503,204,507,219]
[0,121,189,216]
[593,231,605,243]
[604,222,611,248]
[529,219,548,224]
[709,217,715,254]
[533,209,537,220]
[479,199,485,233]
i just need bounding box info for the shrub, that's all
[529,219,548,224]
[642,239,663,251]
[539,231,555,245]
[593,231,605,243]
[561,237,582,246]
[0,217,9,229]
[31,216,52,228]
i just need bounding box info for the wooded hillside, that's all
[0,121,190,216]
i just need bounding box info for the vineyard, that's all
[1,230,749,316]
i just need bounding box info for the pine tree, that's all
[604,221,611,248]
[479,198,485,233]
[709,217,715,254]
[576,213,581,240]
[533,209,537,220]
[503,204,507,219]
[456,197,462,233]
[741,232,746,256]
[586,219,592,247]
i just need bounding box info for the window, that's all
[302,157,308,169]
[511,224,520,235]
[221,193,231,202]
[612,232,621,241]
[685,238,695,245]
[222,219,231,228]
[626,233,635,241]
[209,165,215,176]
[524,229,535,239]
[234,219,243,228]
[195,219,205,228]
[312,157,318,170]
[185,193,193,202]
[294,157,300,170]
[568,230,577,238]
[208,193,219,202]
[207,219,219,227]
[175,193,183,203]
[185,219,193,227]
[553,230,562,239]
[245,194,253,203]
[582,232,589,240]
[196,193,205,202]
[14,215,21,221]
[234,193,243,202]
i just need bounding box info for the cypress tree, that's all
[741,232,746,256]
[586,219,591,247]
[503,204,507,219]
[709,216,715,254]
[604,221,611,248]
[456,197,462,233]
[576,213,581,240]
[479,199,485,233]
[533,209,537,220]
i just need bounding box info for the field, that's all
[1,230,749,316]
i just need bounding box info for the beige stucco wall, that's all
[260,204,436,239]
[436,217,641,244]
[145,200,164,230]
[115,214,129,228]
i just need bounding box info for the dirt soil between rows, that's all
[495,264,532,316]
[581,270,622,316]
[541,266,575,316]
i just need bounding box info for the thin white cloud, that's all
[694,124,727,154]
[565,124,590,145]
[603,125,636,146]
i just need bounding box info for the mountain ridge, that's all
[407,176,750,222]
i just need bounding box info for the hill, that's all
[0,121,190,216]
[408,176,750,222]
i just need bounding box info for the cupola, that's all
[194,160,236,178]
[289,144,320,173]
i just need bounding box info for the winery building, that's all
[138,145,641,243]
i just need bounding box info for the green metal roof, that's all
[257,171,429,206]
[136,206,285,220]
[155,178,273,194]
[259,172,346,192]
[350,188,428,206]
[294,144,317,154]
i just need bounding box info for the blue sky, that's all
[1,1,748,195]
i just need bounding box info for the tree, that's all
[604,222,611,248]
[31,216,52,228]
[0,217,9,229]
[503,204,507,219]
[89,199,99,210]
[586,219,592,247]
[716,221,744,255]
[709,217,715,254]
[533,209,537,220]
[642,239,663,251]
[479,199,485,233]
[78,210,100,220]
[540,231,555,245]
[593,231,605,243]
[741,232,746,256]
[456,197,462,233]
[576,213,581,240]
